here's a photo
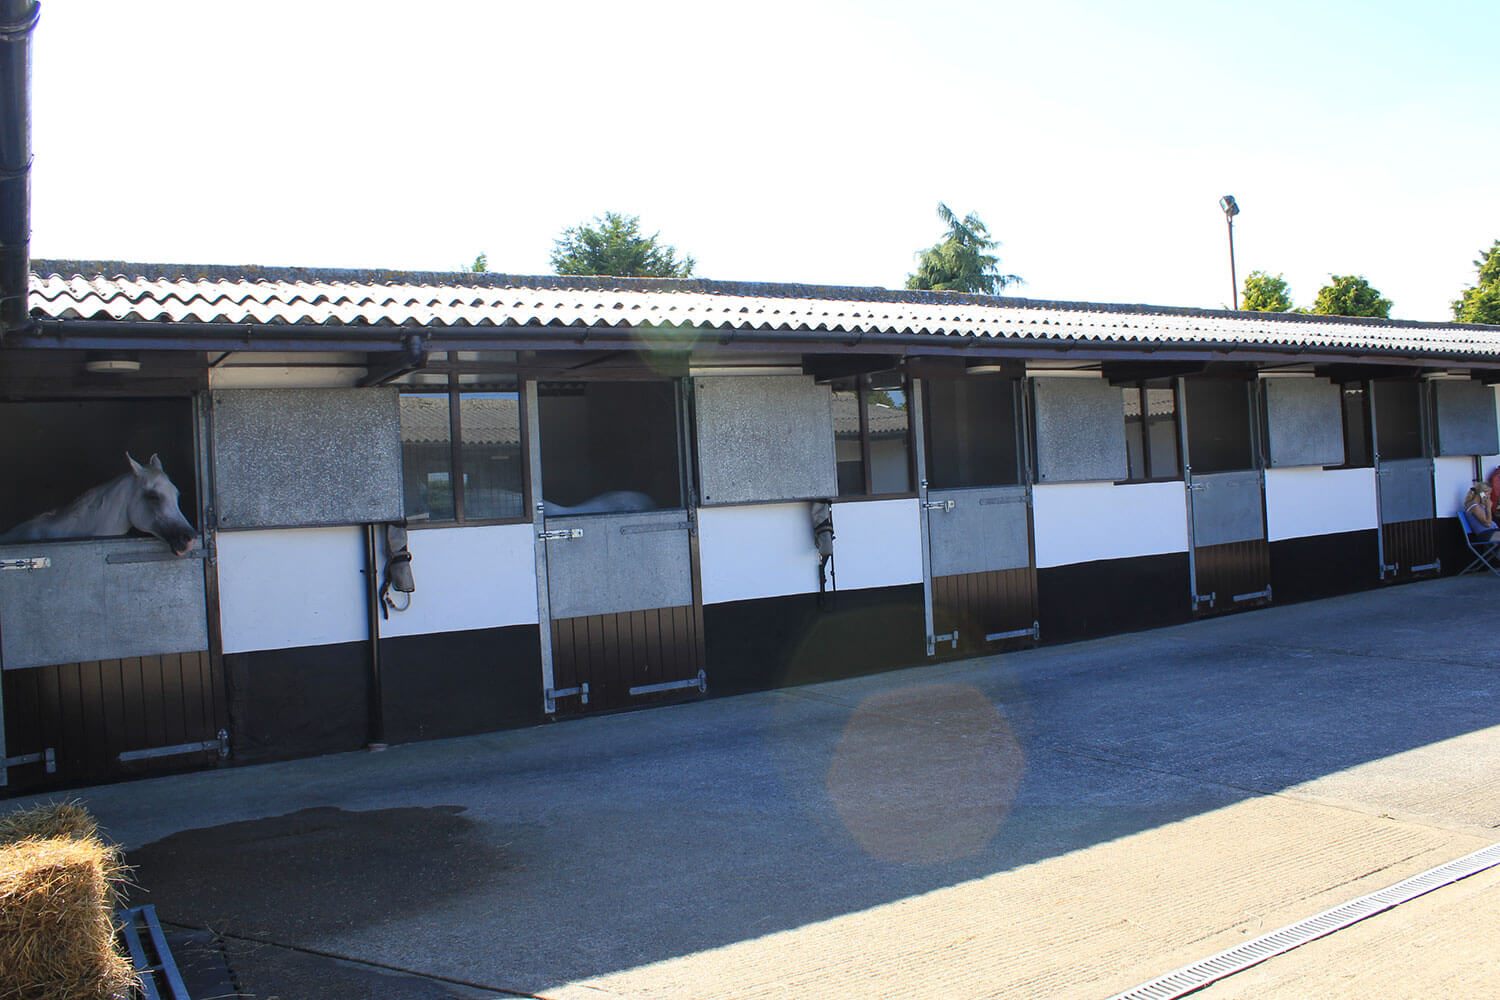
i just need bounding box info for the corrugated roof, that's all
[25,260,1500,360]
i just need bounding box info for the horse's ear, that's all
[148,453,164,471]
[127,452,145,477]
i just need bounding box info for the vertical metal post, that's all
[1369,382,1389,578]
[363,523,386,749]
[909,378,937,656]
[526,381,559,712]
[1177,377,1202,609]
[1227,215,1238,310]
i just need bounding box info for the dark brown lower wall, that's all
[703,585,926,697]
[225,624,543,765]
[1269,528,1381,604]
[1036,551,1192,643]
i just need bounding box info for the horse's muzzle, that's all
[169,534,199,557]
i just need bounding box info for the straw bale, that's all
[0,803,139,1000]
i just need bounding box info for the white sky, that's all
[27,0,1500,321]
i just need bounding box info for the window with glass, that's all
[922,378,1022,489]
[398,372,525,524]
[1119,383,1182,482]
[832,373,913,498]
[537,381,682,512]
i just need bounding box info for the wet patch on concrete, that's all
[129,805,513,942]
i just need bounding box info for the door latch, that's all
[538,528,584,541]
[923,499,955,513]
[0,557,50,571]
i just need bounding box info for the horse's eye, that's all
[144,491,163,503]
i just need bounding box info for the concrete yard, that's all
[12,574,1500,999]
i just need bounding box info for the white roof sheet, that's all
[26,261,1500,360]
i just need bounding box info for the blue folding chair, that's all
[1457,510,1500,577]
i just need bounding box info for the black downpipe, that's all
[0,0,38,337]
[363,523,387,750]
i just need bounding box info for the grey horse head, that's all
[126,453,198,556]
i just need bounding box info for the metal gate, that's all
[527,380,705,715]
[0,538,225,791]
[1371,381,1440,580]
[1180,378,1272,616]
[1374,457,1438,579]
[912,380,1038,657]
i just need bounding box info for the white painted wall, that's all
[217,527,367,654]
[698,498,924,605]
[379,523,538,638]
[1265,467,1378,541]
[1434,455,1477,517]
[698,503,821,605]
[828,498,923,591]
[1033,481,1188,568]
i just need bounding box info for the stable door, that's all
[1179,377,1272,615]
[1371,381,1439,579]
[914,378,1038,657]
[527,380,705,714]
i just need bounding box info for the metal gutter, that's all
[0,0,37,336]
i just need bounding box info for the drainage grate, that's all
[1106,840,1500,1000]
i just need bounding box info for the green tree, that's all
[465,253,488,273]
[1310,275,1392,319]
[1241,270,1293,312]
[551,213,695,278]
[1452,240,1500,325]
[906,202,1021,294]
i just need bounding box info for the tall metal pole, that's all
[1226,213,1238,310]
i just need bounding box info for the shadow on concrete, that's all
[108,576,1500,996]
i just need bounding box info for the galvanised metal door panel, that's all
[0,538,208,671]
[542,509,693,620]
[1377,458,1434,525]
[1186,470,1266,548]
[925,486,1031,576]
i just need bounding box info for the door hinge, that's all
[544,682,589,714]
[539,528,584,541]
[927,630,960,656]
[986,621,1040,642]
[629,669,708,698]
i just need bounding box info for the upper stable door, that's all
[914,377,1037,657]
[1370,380,1439,580]
[528,380,705,714]
[1179,377,1271,615]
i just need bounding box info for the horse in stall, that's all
[0,453,199,555]
[542,490,656,516]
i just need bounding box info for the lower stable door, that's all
[924,485,1038,656]
[540,509,705,714]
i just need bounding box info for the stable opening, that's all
[0,398,199,542]
[1373,381,1424,460]
[922,379,1021,488]
[1184,378,1255,474]
[538,381,683,513]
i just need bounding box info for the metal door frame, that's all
[911,376,1037,657]
[1177,375,1271,613]
[527,377,703,714]
[1,390,224,787]
[1370,379,1439,579]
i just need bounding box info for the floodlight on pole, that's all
[1219,195,1240,310]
